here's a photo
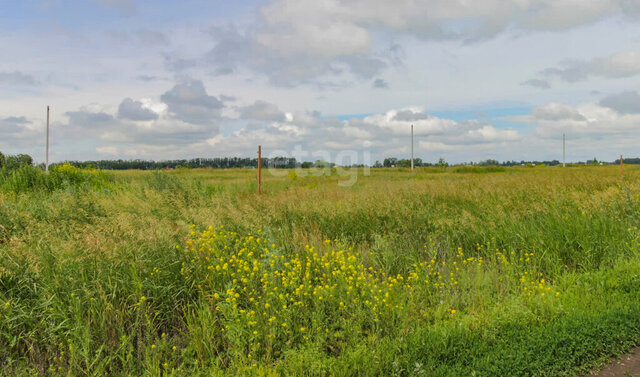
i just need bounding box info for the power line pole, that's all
[257,145,262,195]
[411,124,414,171]
[562,133,565,168]
[46,106,50,172]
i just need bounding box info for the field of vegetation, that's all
[1,163,640,376]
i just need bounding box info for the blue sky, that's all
[2,0,640,164]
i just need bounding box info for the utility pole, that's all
[257,145,262,195]
[411,124,414,171]
[562,133,565,168]
[46,106,50,172]
[621,154,624,177]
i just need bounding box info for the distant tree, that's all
[383,157,398,167]
[0,151,4,169]
[478,159,499,166]
[436,158,448,168]
[398,159,411,168]
[5,153,33,169]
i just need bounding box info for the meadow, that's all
[1,163,640,376]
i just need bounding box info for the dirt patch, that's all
[589,348,640,377]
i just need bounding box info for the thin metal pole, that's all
[46,106,50,172]
[411,124,414,171]
[257,145,262,195]
[562,133,565,168]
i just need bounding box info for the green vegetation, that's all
[1,164,640,375]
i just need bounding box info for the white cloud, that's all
[117,98,159,121]
[514,97,640,141]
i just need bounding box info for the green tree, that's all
[436,157,449,168]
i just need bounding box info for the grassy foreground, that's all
[1,165,640,376]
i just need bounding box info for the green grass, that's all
[1,165,640,375]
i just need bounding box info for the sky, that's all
[2,0,640,164]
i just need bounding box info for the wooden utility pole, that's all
[46,106,50,172]
[257,145,262,195]
[410,124,414,171]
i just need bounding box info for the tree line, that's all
[54,157,299,170]
[1,151,639,171]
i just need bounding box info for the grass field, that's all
[2,164,640,376]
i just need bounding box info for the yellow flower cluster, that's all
[179,226,560,361]
[181,226,408,358]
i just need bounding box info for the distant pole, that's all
[46,106,50,172]
[257,145,262,195]
[411,124,414,171]
[621,154,624,177]
[562,133,565,168]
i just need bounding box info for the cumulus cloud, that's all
[59,107,218,149]
[160,80,225,124]
[37,81,232,155]
[118,98,159,121]
[201,26,389,87]
[44,97,524,162]
[193,106,521,161]
[512,97,640,141]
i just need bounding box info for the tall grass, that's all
[1,166,640,375]
[0,163,113,193]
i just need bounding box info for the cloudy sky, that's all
[2,0,640,164]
